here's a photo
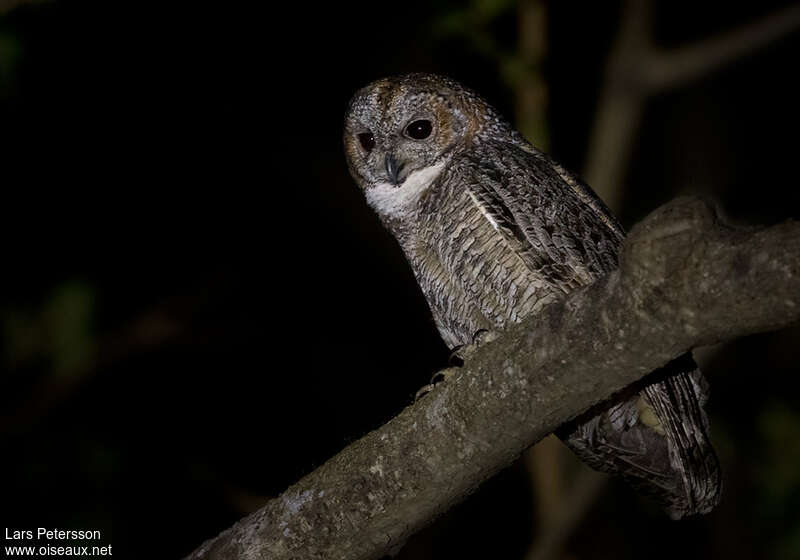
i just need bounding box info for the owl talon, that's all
[430,366,460,385]
[472,329,498,346]
[449,329,498,365]
[414,384,435,401]
[414,367,460,401]
[448,346,466,366]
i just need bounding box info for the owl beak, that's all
[385,153,403,187]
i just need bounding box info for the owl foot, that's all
[430,366,460,385]
[414,367,460,401]
[448,329,499,366]
[416,330,498,401]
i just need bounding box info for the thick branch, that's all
[187,197,800,560]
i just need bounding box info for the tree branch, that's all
[644,3,800,91]
[186,197,800,560]
[0,0,49,15]
[524,467,607,560]
[585,1,800,212]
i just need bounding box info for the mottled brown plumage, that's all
[343,73,721,517]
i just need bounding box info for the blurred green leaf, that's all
[775,526,800,560]
[0,30,21,88]
[756,402,800,560]
[758,403,800,501]
[3,281,96,378]
[44,281,95,377]
[435,0,516,37]
[3,307,39,368]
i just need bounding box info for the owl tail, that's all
[557,353,722,518]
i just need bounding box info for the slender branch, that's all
[645,3,800,91]
[585,1,800,212]
[186,197,800,560]
[583,0,653,210]
[515,0,549,149]
[0,0,49,15]
[524,435,567,541]
[524,467,607,560]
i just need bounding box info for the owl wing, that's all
[460,140,721,516]
[459,141,624,292]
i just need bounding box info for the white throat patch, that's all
[365,161,446,220]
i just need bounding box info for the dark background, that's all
[1,1,799,558]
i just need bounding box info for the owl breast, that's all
[399,169,563,348]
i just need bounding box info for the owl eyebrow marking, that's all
[372,81,395,113]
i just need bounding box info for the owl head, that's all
[343,74,517,220]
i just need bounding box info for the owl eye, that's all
[358,132,375,152]
[405,119,433,140]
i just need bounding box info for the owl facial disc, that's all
[343,73,496,218]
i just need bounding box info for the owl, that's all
[343,73,721,517]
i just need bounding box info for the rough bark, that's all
[187,197,800,560]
